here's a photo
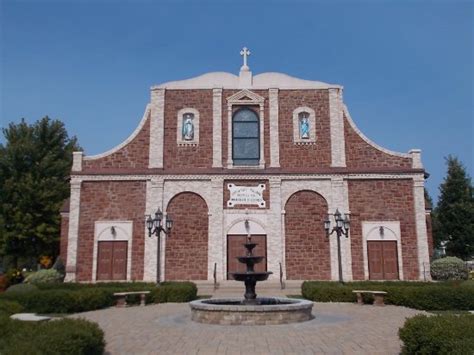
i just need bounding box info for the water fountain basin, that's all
[189,297,314,325]
[230,271,272,282]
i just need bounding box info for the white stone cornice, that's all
[226,89,264,104]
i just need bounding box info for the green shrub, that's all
[150,282,197,303]
[0,299,23,316]
[25,269,63,284]
[52,256,66,278]
[5,269,24,285]
[301,281,474,310]
[431,257,468,280]
[399,314,474,354]
[5,283,38,294]
[0,316,105,355]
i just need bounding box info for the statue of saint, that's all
[300,116,310,139]
[182,115,194,140]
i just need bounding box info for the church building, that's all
[60,48,433,283]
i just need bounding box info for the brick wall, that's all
[163,90,213,169]
[82,117,150,171]
[76,181,146,281]
[60,215,69,262]
[278,90,331,169]
[348,179,419,280]
[223,179,269,209]
[285,190,331,280]
[165,192,208,280]
[344,116,412,169]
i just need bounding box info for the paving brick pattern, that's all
[70,302,425,354]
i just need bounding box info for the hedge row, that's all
[399,314,474,354]
[0,281,197,314]
[0,316,105,355]
[302,281,474,310]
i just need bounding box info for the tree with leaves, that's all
[0,117,80,269]
[434,156,474,260]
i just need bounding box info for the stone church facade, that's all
[60,53,433,283]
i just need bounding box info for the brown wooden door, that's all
[227,235,266,280]
[97,241,127,281]
[368,241,399,280]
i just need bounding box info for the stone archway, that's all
[165,192,208,280]
[285,190,330,280]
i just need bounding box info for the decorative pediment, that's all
[226,89,264,105]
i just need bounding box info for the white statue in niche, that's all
[182,114,194,141]
[300,114,310,139]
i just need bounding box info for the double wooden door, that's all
[227,235,267,280]
[97,241,128,281]
[367,241,399,280]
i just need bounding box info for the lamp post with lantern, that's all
[324,209,350,283]
[146,208,173,284]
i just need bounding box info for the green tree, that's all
[0,117,80,268]
[434,156,474,259]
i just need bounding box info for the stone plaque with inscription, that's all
[227,183,266,208]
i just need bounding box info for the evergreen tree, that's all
[434,156,474,259]
[0,117,80,268]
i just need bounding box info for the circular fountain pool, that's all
[189,297,313,325]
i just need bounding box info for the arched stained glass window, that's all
[232,108,259,166]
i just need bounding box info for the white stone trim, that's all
[152,71,342,90]
[362,221,404,280]
[343,104,411,159]
[64,179,81,282]
[292,106,316,145]
[269,89,280,167]
[149,89,165,168]
[413,176,431,280]
[92,221,133,282]
[72,151,83,172]
[176,107,199,146]
[226,90,266,168]
[209,178,224,281]
[84,105,151,160]
[329,89,346,167]
[409,149,423,169]
[226,218,266,235]
[212,89,223,167]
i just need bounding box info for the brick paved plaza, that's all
[70,302,426,354]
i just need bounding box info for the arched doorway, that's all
[285,190,330,280]
[165,192,208,280]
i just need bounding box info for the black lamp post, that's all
[146,208,173,284]
[324,209,350,283]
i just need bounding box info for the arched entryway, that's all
[285,190,330,280]
[165,192,208,280]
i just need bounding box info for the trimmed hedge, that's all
[0,281,197,314]
[399,314,474,354]
[302,281,474,310]
[25,269,64,284]
[0,299,23,316]
[431,257,469,280]
[0,316,105,355]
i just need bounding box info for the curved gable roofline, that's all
[151,71,342,90]
[83,104,151,160]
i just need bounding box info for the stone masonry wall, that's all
[76,181,146,281]
[426,214,434,261]
[163,90,213,169]
[82,118,150,171]
[348,179,419,280]
[344,115,412,169]
[60,215,69,262]
[285,190,331,280]
[278,90,331,169]
[165,192,208,280]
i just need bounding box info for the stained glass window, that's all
[232,108,259,166]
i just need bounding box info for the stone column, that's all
[149,89,165,168]
[268,178,282,281]
[329,88,346,167]
[212,89,223,168]
[64,178,82,282]
[208,178,224,280]
[143,177,164,282]
[414,175,431,280]
[269,89,280,168]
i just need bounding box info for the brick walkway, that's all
[70,302,425,355]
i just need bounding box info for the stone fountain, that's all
[189,220,313,325]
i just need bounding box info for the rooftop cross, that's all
[240,47,251,70]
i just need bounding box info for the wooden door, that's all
[97,241,127,280]
[368,241,399,280]
[227,235,266,280]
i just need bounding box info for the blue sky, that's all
[1,0,472,203]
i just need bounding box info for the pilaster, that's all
[64,178,82,282]
[269,89,280,167]
[329,88,346,167]
[268,178,283,280]
[413,175,431,280]
[149,89,165,168]
[212,89,223,168]
[209,178,224,280]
